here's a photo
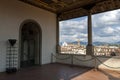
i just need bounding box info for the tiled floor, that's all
[0,63,120,80]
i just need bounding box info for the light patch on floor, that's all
[100,69,120,78]
[71,69,120,80]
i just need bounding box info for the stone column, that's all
[86,11,94,55]
[56,16,60,53]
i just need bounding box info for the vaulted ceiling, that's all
[20,0,120,20]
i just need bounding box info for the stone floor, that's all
[0,63,120,80]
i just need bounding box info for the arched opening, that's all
[20,20,42,68]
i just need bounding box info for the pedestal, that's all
[86,44,94,55]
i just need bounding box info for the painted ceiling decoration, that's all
[20,0,120,20]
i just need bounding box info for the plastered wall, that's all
[0,0,56,72]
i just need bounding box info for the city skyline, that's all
[60,9,120,43]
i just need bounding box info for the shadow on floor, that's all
[0,63,92,80]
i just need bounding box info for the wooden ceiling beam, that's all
[19,0,120,21]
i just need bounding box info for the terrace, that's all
[0,0,120,80]
[0,63,120,80]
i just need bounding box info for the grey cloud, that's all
[60,9,120,43]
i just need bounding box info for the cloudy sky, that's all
[59,9,120,43]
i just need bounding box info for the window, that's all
[59,17,88,55]
[92,9,120,57]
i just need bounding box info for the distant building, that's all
[60,41,120,56]
[61,40,86,54]
[62,42,68,46]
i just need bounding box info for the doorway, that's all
[20,20,41,68]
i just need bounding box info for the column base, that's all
[56,44,60,53]
[86,44,94,55]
